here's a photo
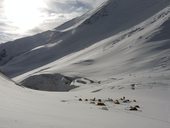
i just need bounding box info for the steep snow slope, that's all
[14,5,170,91]
[0,30,54,65]
[0,0,170,77]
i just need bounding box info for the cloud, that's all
[45,0,92,13]
[36,0,106,32]
[27,0,104,34]
[0,0,4,11]
[0,0,106,42]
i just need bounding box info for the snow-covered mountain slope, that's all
[1,73,170,128]
[0,0,170,127]
[12,4,170,92]
[0,0,170,78]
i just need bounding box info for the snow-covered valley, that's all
[0,72,170,128]
[0,0,170,127]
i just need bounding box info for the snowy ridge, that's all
[54,0,109,32]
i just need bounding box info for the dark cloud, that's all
[0,31,20,43]
[0,22,7,26]
[54,0,92,13]
[28,27,44,34]
[0,19,18,33]
[44,0,92,15]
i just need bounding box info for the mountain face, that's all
[0,0,170,91]
[0,0,169,77]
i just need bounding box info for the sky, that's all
[0,0,105,43]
